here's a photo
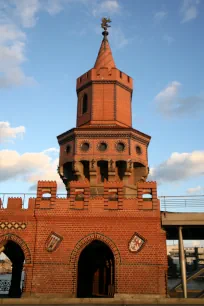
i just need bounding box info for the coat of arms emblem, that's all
[45,232,62,252]
[129,233,145,253]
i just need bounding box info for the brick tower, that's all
[0,19,167,299]
[57,22,150,198]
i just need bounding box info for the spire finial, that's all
[101,17,111,38]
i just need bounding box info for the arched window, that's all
[82,94,88,114]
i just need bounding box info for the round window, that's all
[65,144,71,154]
[136,146,142,155]
[98,142,107,152]
[116,142,125,152]
[81,142,90,152]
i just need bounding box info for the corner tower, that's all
[57,19,150,196]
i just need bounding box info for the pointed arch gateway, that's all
[0,234,31,263]
[69,233,121,297]
[0,234,31,298]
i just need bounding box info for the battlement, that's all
[76,67,133,92]
[37,181,57,188]
[0,180,159,212]
[7,197,23,210]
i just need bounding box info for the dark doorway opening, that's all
[77,240,114,298]
[63,162,77,182]
[2,241,25,298]
[133,162,146,184]
[116,160,127,180]
[81,160,90,180]
[97,161,108,182]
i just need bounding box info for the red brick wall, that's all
[0,181,167,297]
[75,66,133,128]
[92,83,115,122]
[77,86,92,127]
[116,86,131,127]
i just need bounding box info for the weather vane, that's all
[101,17,111,37]
[101,17,111,31]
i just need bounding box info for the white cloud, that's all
[0,23,36,88]
[7,0,121,26]
[44,0,64,16]
[154,81,204,117]
[0,148,64,190]
[4,0,65,28]
[163,34,174,45]
[43,147,59,154]
[0,0,68,87]
[0,0,126,87]
[10,0,40,28]
[187,185,204,194]
[0,24,25,44]
[92,0,120,17]
[180,0,200,23]
[154,11,168,23]
[0,122,25,143]
[0,122,63,190]
[149,151,204,184]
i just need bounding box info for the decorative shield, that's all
[45,232,62,252]
[129,233,145,253]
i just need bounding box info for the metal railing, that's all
[0,279,24,293]
[0,280,10,292]
[1,193,204,212]
[0,193,36,209]
[159,195,204,212]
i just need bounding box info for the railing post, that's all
[178,226,187,298]
[3,194,5,208]
[23,193,25,209]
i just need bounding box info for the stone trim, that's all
[57,128,151,145]
[60,134,150,147]
[0,221,27,230]
[69,232,121,295]
[77,80,132,94]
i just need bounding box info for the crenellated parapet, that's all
[137,181,159,210]
[76,68,133,91]
[35,181,57,209]
[7,198,23,210]
[69,179,90,210]
[0,197,35,211]
[104,180,124,210]
[0,180,160,213]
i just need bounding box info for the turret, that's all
[57,19,150,196]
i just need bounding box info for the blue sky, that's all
[0,0,204,198]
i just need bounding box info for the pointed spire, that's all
[94,18,116,70]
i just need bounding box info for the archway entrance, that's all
[2,241,25,298]
[77,240,114,298]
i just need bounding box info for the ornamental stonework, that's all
[0,222,26,230]
[129,233,146,253]
[45,232,63,252]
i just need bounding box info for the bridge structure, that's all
[0,21,203,299]
[0,193,204,299]
[160,195,204,298]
